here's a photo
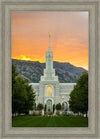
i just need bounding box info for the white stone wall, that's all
[59,83,76,95]
[29,82,76,109]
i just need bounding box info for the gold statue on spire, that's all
[49,32,51,37]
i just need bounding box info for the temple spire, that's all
[48,32,51,50]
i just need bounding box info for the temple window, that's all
[47,86,52,97]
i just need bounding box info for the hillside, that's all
[12,59,87,83]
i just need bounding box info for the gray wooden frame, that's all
[0,0,100,138]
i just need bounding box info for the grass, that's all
[12,115,88,127]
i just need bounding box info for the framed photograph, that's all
[0,0,100,138]
[12,11,88,127]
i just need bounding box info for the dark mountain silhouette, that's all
[12,59,87,83]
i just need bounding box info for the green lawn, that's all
[12,115,88,127]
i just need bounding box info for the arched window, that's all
[62,102,68,111]
[47,86,52,97]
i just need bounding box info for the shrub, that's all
[56,111,60,116]
[32,111,41,116]
[61,112,65,116]
[56,103,61,110]
[37,103,43,110]
[48,111,53,115]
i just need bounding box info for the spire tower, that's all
[49,32,51,50]
[40,32,58,81]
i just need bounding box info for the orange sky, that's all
[12,12,88,70]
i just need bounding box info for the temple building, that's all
[30,33,76,112]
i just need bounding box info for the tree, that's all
[12,76,27,115]
[23,80,36,114]
[56,103,61,110]
[12,64,18,95]
[69,72,88,115]
[12,64,36,116]
[37,103,43,110]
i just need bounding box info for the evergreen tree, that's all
[69,72,88,115]
[12,64,36,116]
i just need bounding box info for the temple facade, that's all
[30,34,76,112]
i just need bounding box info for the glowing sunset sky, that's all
[12,12,88,70]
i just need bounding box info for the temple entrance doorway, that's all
[46,99,53,112]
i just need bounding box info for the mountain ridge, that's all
[12,59,87,83]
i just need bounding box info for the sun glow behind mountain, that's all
[12,55,32,61]
[12,55,45,63]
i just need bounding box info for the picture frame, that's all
[0,0,100,138]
